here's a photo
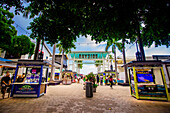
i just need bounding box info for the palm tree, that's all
[76,60,83,74]
[122,39,129,83]
[95,60,103,73]
[108,55,114,70]
[56,43,72,80]
[50,43,56,81]
[105,39,123,84]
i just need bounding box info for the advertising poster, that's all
[14,85,38,94]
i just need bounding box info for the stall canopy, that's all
[0,57,12,62]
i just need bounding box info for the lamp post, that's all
[135,40,142,61]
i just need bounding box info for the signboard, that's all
[14,84,38,94]
[153,55,170,60]
[138,85,167,98]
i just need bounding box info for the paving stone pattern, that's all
[0,84,170,113]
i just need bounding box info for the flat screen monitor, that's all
[137,74,154,83]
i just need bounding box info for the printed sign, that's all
[14,84,38,94]
[138,85,167,98]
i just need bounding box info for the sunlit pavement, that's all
[0,83,170,113]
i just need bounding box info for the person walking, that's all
[109,76,113,88]
[105,76,108,85]
[100,75,103,86]
[96,75,99,85]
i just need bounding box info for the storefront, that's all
[127,61,170,101]
[11,60,50,97]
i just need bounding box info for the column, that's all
[67,59,70,70]
[102,54,105,72]
[72,54,75,72]
[103,59,105,72]
[108,59,110,70]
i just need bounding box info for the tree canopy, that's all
[25,1,169,50]
[0,7,35,59]
[0,7,17,50]
[2,0,169,55]
[0,0,25,15]
[5,35,35,58]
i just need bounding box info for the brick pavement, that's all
[0,83,170,113]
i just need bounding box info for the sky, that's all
[9,7,170,75]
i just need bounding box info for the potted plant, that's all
[86,72,98,92]
[93,83,98,92]
[86,72,95,82]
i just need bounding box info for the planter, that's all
[86,82,93,97]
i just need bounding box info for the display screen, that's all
[137,74,154,83]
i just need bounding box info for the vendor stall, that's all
[127,60,170,101]
[11,60,50,98]
[104,70,116,85]
[162,60,170,89]
[62,70,73,85]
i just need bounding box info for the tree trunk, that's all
[97,66,100,73]
[50,44,56,81]
[122,40,129,83]
[34,38,40,60]
[137,36,146,61]
[59,49,64,80]
[114,45,118,85]
[136,18,146,61]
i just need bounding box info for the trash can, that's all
[86,82,93,97]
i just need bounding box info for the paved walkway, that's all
[0,83,170,113]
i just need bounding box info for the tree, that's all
[25,1,82,51]
[50,43,56,81]
[5,35,35,58]
[56,43,75,80]
[0,0,25,15]
[122,39,129,83]
[95,60,103,73]
[0,7,17,51]
[12,0,169,61]
[105,39,123,84]
[142,1,170,48]
[78,0,170,61]
[0,7,35,59]
[75,60,83,74]
[108,55,114,70]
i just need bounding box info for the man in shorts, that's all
[1,72,11,98]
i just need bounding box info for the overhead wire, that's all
[14,23,31,34]
[117,42,136,58]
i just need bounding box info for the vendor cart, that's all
[104,70,116,85]
[11,60,50,98]
[127,60,170,101]
[62,70,73,85]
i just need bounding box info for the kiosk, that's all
[62,70,73,85]
[11,60,50,98]
[127,61,170,101]
[104,70,116,85]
